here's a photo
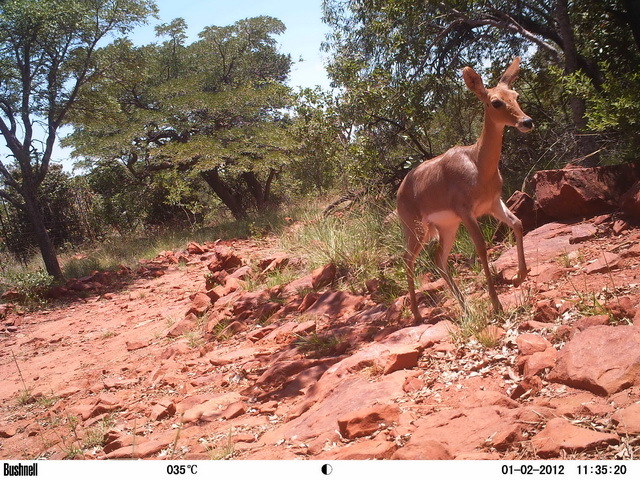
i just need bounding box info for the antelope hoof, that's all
[512,269,530,287]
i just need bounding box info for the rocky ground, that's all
[1,212,640,461]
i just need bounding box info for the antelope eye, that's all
[491,99,505,109]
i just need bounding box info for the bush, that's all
[0,268,54,307]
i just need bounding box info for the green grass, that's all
[450,299,504,349]
[0,208,293,288]
[280,203,419,296]
[293,332,343,357]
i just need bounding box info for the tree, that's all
[64,16,294,220]
[1,165,97,260]
[0,0,157,279]
[322,0,640,169]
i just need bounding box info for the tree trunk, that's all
[556,0,600,165]
[22,187,64,281]
[199,169,247,220]
[242,171,273,212]
[621,0,640,51]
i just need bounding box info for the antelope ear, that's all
[499,57,521,87]
[462,66,487,100]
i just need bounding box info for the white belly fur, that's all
[425,210,461,226]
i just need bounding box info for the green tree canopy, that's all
[64,16,295,220]
[321,0,640,181]
[0,0,157,278]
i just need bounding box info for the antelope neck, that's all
[474,107,505,180]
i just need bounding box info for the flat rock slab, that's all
[406,406,524,457]
[259,371,410,444]
[531,418,619,458]
[495,222,579,277]
[549,325,640,395]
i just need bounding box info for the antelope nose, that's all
[521,118,534,130]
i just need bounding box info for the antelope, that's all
[397,57,532,322]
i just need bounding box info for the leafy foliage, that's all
[64,16,296,220]
[0,0,158,277]
[321,0,640,186]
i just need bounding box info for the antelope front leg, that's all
[461,215,503,313]
[491,199,528,285]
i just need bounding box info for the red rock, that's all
[419,320,458,347]
[259,320,298,343]
[186,292,212,316]
[325,343,393,378]
[66,279,92,292]
[232,289,270,316]
[298,292,320,312]
[103,433,134,454]
[409,406,523,455]
[531,164,640,220]
[253,301,281,321]
[311,263,336,289]
[375,324,431,345]
[44,285,69,299]
[166,316,197,338]
[547,392,607,418]
[205,270,228,289]
[105,439,171,459]
[520,319,556,331]
[282,273,314,296]
[125,340,147,351]
[549,325,640,395]
[570,315,610,338]
[612,404,640,435]
[620,180,640,219]
[510,376,543,400]
[247,325,277,342]
[261,372,410,444]
[150,401,176,421]
[330,439,398,460]
[292,320,316,335]
[207,245,243,273]
[531,417,619,458]
[0,425,18,438]
[569,223,598,244]
[229,265,252,280]
[521,347,557,377]
[476,325,505,344]
[613,219,629,234]
[607,296,637,321]
[403,375,424,393]
[181,393,244,423]
[304,290,365,318]
[279,363,332,397]
[380,344,421,374]
[217,320,245,338]
[532,299,559,323]
[505,190,551,233]
[461,390,520,409]
[257,358,322,386]
[337,404,401,439]
[259,254,290,274]
[516,334,552,356]
[391,440,453,460]
[495,222,580,278]
[71,396,120,421]
[187,242,207,254]
[585,251,620,274]
[159,341,191,359]
[221,401,247,420]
